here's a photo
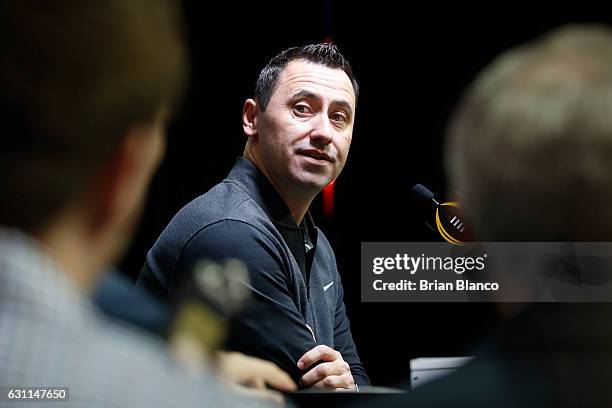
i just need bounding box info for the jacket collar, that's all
[226,157,317,232]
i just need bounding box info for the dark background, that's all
[119,2,612,386]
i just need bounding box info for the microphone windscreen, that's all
[412,184,434,200]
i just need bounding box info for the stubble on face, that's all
[256,60,356,196]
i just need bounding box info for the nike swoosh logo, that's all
[323,281,334,291]
[305,324,316,342]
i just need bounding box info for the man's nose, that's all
[309,114,333,147]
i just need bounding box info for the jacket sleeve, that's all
[176,219,320,385]
[333,276,370,386]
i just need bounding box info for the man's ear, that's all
[242,99,258,138]
[87,123,164,231]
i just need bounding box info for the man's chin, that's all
[302,177,333,193]
[284,167,335,194]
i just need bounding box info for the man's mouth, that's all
[298,149,333,162]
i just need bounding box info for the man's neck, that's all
[279,190,313,226]
[242,152,316,225]
[37,214,107,292]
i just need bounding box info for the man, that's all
[0,1,288,406]
[139,44,369,389]
[375,24,612,407]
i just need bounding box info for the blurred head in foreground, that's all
[0,0,187,288]
[446,25,612,241]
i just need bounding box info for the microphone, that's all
[411,183,440,207]
[169,258,251,371]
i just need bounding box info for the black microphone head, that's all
[412,184,435,201]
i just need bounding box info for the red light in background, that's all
[323,180,335,218]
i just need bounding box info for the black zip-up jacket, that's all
[138,157,369,387]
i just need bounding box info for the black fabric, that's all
[359,304,612,407]
[274,214,315,292]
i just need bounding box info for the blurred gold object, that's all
[170,301,228,361]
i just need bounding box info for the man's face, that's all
[256,59,356,193]
[107,113,167,266]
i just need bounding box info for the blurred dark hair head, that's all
[0,0,188,233]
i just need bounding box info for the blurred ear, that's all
[242,99,258,138]
[88,121,165,231]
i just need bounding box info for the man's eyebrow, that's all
[333,100,353,118]
[291,90,354,117]
[291,90,319,101]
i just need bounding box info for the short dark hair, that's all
[0,0,188,233]
[445,25,612,241]
[254,43,359,111]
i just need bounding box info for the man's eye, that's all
[294,104,311,114]
[331,112,347,123]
